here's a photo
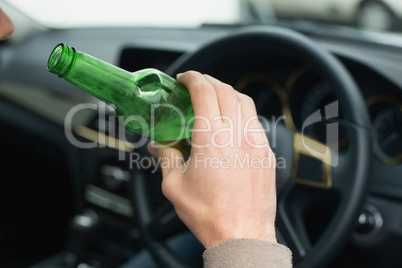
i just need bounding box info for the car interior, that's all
[0,0,401,268]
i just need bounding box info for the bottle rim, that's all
[47,43,76,77]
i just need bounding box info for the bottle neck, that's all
[47,43,134,105]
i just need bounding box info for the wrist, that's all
[202,227,277,249]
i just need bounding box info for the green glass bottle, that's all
[47,43,193,154]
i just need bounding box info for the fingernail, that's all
[176,73,183,79]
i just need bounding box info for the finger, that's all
[177,71,221,121]
[177,71,222,147]
[235,91,261,129]
[235,92,269,148]
[147,142,185,178]
[235,91,258,119]
[203,75,239,122]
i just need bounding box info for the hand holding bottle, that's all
[147,71,278,249]
[46,43,279,249]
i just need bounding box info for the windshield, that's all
[5,0,243,28]
[5,0,402,35]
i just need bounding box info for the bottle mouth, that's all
[47,43,76,77]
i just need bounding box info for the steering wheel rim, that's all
[132,26,373,268]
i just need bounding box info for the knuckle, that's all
[219,83,235,94]
[185,70,201,78]
[193,83,216,98]
[240,93,254,104]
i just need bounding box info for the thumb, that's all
[147,141,185,177]
[147,142,185,202]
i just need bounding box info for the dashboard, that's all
[227,59,402,166]
[0,26,401,268]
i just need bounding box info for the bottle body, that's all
[48,43,194,143]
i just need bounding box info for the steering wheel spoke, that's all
[331,151,354,193]
[277,187,313,262]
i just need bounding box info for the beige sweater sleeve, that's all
[203,239,292,268]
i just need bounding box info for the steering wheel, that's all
[132,26,372,268]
